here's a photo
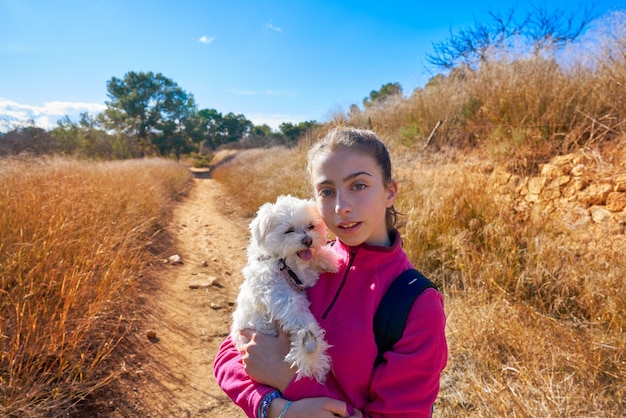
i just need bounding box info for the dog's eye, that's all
[307,224,315,231]
[285,227,295,234]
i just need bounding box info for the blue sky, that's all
[1,0,624,131]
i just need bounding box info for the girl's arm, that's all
[213,335,276,417]
[213,332,358,417]
[366,288,448,417]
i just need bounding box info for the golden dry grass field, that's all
[0,157,193,416]
[1,135,625,417]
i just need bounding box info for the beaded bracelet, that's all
[258,390,282,418]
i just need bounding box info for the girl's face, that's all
[310,148,397,247]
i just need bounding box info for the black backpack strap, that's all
[373,269,436,367]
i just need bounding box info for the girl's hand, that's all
[269,397,363,418]
[239,326,295,391]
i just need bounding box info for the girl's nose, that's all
[335,192,352,215]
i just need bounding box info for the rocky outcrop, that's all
[489,149,626,241]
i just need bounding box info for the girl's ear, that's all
[385,180,398,208]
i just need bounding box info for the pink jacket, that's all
[213,231,448,418]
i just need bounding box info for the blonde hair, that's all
[307,127,398,231]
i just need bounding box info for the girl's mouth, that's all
[338,221,360,231]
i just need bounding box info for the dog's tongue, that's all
[297,249,312,261]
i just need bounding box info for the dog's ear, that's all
[249,202,273,247]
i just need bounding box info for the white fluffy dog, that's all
[231,194,339,384]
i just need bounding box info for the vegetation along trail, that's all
[106,170,248,417]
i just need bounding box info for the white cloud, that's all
[0,97,106,131]
[230,89,258,96]
[0,98,317,133]
[263,90,282,96]
[198,35,216,44]
[265,22,282,32]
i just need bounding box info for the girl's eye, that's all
[285,227,294,234]
[353,183,367,191]
[318,188,333,198]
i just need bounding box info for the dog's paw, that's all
[285,327,331,384]
[302,329,318,354]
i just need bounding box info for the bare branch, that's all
[426,2,599,70]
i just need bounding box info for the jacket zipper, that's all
[322,251,356,319]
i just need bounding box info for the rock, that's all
[189,282,208,289]
[563,205,590,229]
[550,154,577,171]
[606,192,626,212]
[487,167,511,187]
[168,254,183,264]
[528,177,547,195]
[579,183,613,206]
[146,330,157,340]
[210,302,222,310]
[571,164,586,177]
[540,163,563,179]
[543,177,567,200]
[189,275,223,289]
[590,206,612,224]
[201,260,209,267]
[615,173,626,192]
[526,177,546,202]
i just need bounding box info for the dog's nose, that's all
[301,236,313,247]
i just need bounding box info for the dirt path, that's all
[110,174,249,417]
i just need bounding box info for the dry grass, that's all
[210,137,625,416]
[0,157,192,416]
[395,152,625,417]
[210,146,311,216]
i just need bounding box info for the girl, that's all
[214,127,447,418]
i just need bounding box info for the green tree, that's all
[191,108,224,150]
[52,116,82,155]
[363,82,403,108]
[189,109,253,150]
[52,113,135,159]
[219,112,253,144]
[103,71,197,157]
[279,120,320,141]
[250,124,273,136]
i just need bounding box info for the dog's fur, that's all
[231,195,338,383]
